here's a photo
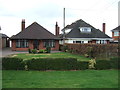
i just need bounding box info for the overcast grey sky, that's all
[0,0,119,37]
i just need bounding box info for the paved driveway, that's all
[0,48,28,57]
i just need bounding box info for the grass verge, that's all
[2,70,119,88]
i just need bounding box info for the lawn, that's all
[2,70,118,88]
[9,52,90,61]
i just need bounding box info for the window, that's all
[96,40,107,44]
[80,27,91,33]
[16,40,28,48]
[43,40,55,48]
[114,31,119,36]
[73,41,84,44]
[64,29,72,34]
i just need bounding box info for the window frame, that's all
[16,39,29,48]
[80,27,91,33]
[43,40,55,48]
[96,40,107,44]
[74,41,84,44]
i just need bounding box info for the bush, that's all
[110,57,120,69]
[32,49,37,54]
[76,61,89,70]
[45,58,77,70]
[95,60,111,70]
[28,49,32,53]
[38,49,46,53]
[26,58,46,70]
[86,47,95,58]
[46,47,51,53]
[26,58,78,70]
[60,45,68,52]
[26,58,91,71]
[2,57,25,70]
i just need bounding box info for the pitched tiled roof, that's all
[11,22,59,40]
[0,33,9,38]
[111,25,120,31]
[60,19,111,38]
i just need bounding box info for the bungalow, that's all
[0,33,9,49]
[59,19,112,44]
[111,25,120,43]
[10,20,60,51]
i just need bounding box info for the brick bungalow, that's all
[10,20,60,51]
[111,25,120,43]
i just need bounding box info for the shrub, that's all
[88,58,96,69]
[26,58,78,70]
[38,49,46,53]
[110,57,120,69]
[76,61,89,70]
[86,47,95,58]
[45,58,77,70]
[60,45,68,52]
[2,57,25,70]
[95,60,111,70]
[26,58,91,71]
[32,49,37,54]
[27,58,46,70]
[28,49,32,53]
[46,47,51,53]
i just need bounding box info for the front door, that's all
[33,40,39,49]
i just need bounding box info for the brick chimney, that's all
[55,22,59,36]
[21,19,25,31]
[102,23,106,33]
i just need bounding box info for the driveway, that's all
[0,48,28,57]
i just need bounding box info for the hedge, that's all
[76,61,89,70]
[62,44,118,59]
[95,60,111,70]
[26,58,78,70]
[109,57,120,69]
[2,57,119,70]
[26,58,89,70]
[2,57,25,70]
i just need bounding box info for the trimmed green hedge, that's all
[76,61,89,70]
[95,60,111,70]
[26,58,78,70]
[2,57,25,70]
[2,57,119,70]
[110,57,120,69]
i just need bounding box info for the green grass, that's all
[10,52,90,61]
[2,70,118,88]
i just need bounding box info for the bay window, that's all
[16,40,28,48]
[43,40,55,48]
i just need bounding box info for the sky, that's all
[0,0,119,37]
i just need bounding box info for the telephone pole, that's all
[63,8,65,45]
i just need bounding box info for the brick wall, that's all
[11,39,59,51]
[112,31,120,41]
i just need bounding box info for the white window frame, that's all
[80,27,91,33]
[96,40,107,44]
